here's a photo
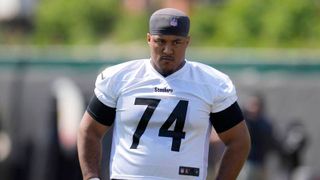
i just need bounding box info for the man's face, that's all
[147,33,190,76]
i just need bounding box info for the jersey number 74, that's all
[130,97,188,152]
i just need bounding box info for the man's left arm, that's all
[209,74,251,179]
[216,120,251,180]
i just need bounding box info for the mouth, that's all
[160,56,174,61]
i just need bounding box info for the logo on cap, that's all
[170,17,178,27]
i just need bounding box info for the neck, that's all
[151,60,186,77]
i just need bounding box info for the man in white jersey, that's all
[77,8,251,180]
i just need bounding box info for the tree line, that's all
[2,0,320,48]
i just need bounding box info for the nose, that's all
[163,44,174,55]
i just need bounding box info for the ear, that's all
[147,33,151,44]
[186,36,190,45]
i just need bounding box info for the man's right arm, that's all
[77,111,111,180]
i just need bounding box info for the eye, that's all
[173,40,182,45]
[154,39,165,45]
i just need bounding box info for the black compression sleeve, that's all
[86,94,116,126]
[210,101,244,133]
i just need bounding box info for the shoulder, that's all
[187,61,232,85]
[99,59,148,81]
[93,59,148,104]
[187,61,238,112]
[101,59,146,76]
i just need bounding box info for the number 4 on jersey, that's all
[130,98,188,152]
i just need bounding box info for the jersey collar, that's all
[147,59,189,80]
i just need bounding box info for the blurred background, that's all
[0,0,320,180]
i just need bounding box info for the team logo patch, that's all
[179,166,200,176]
[170,17,178,27]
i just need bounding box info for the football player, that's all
[78,8,250,180]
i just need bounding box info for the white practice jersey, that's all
[94,59,238,180]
